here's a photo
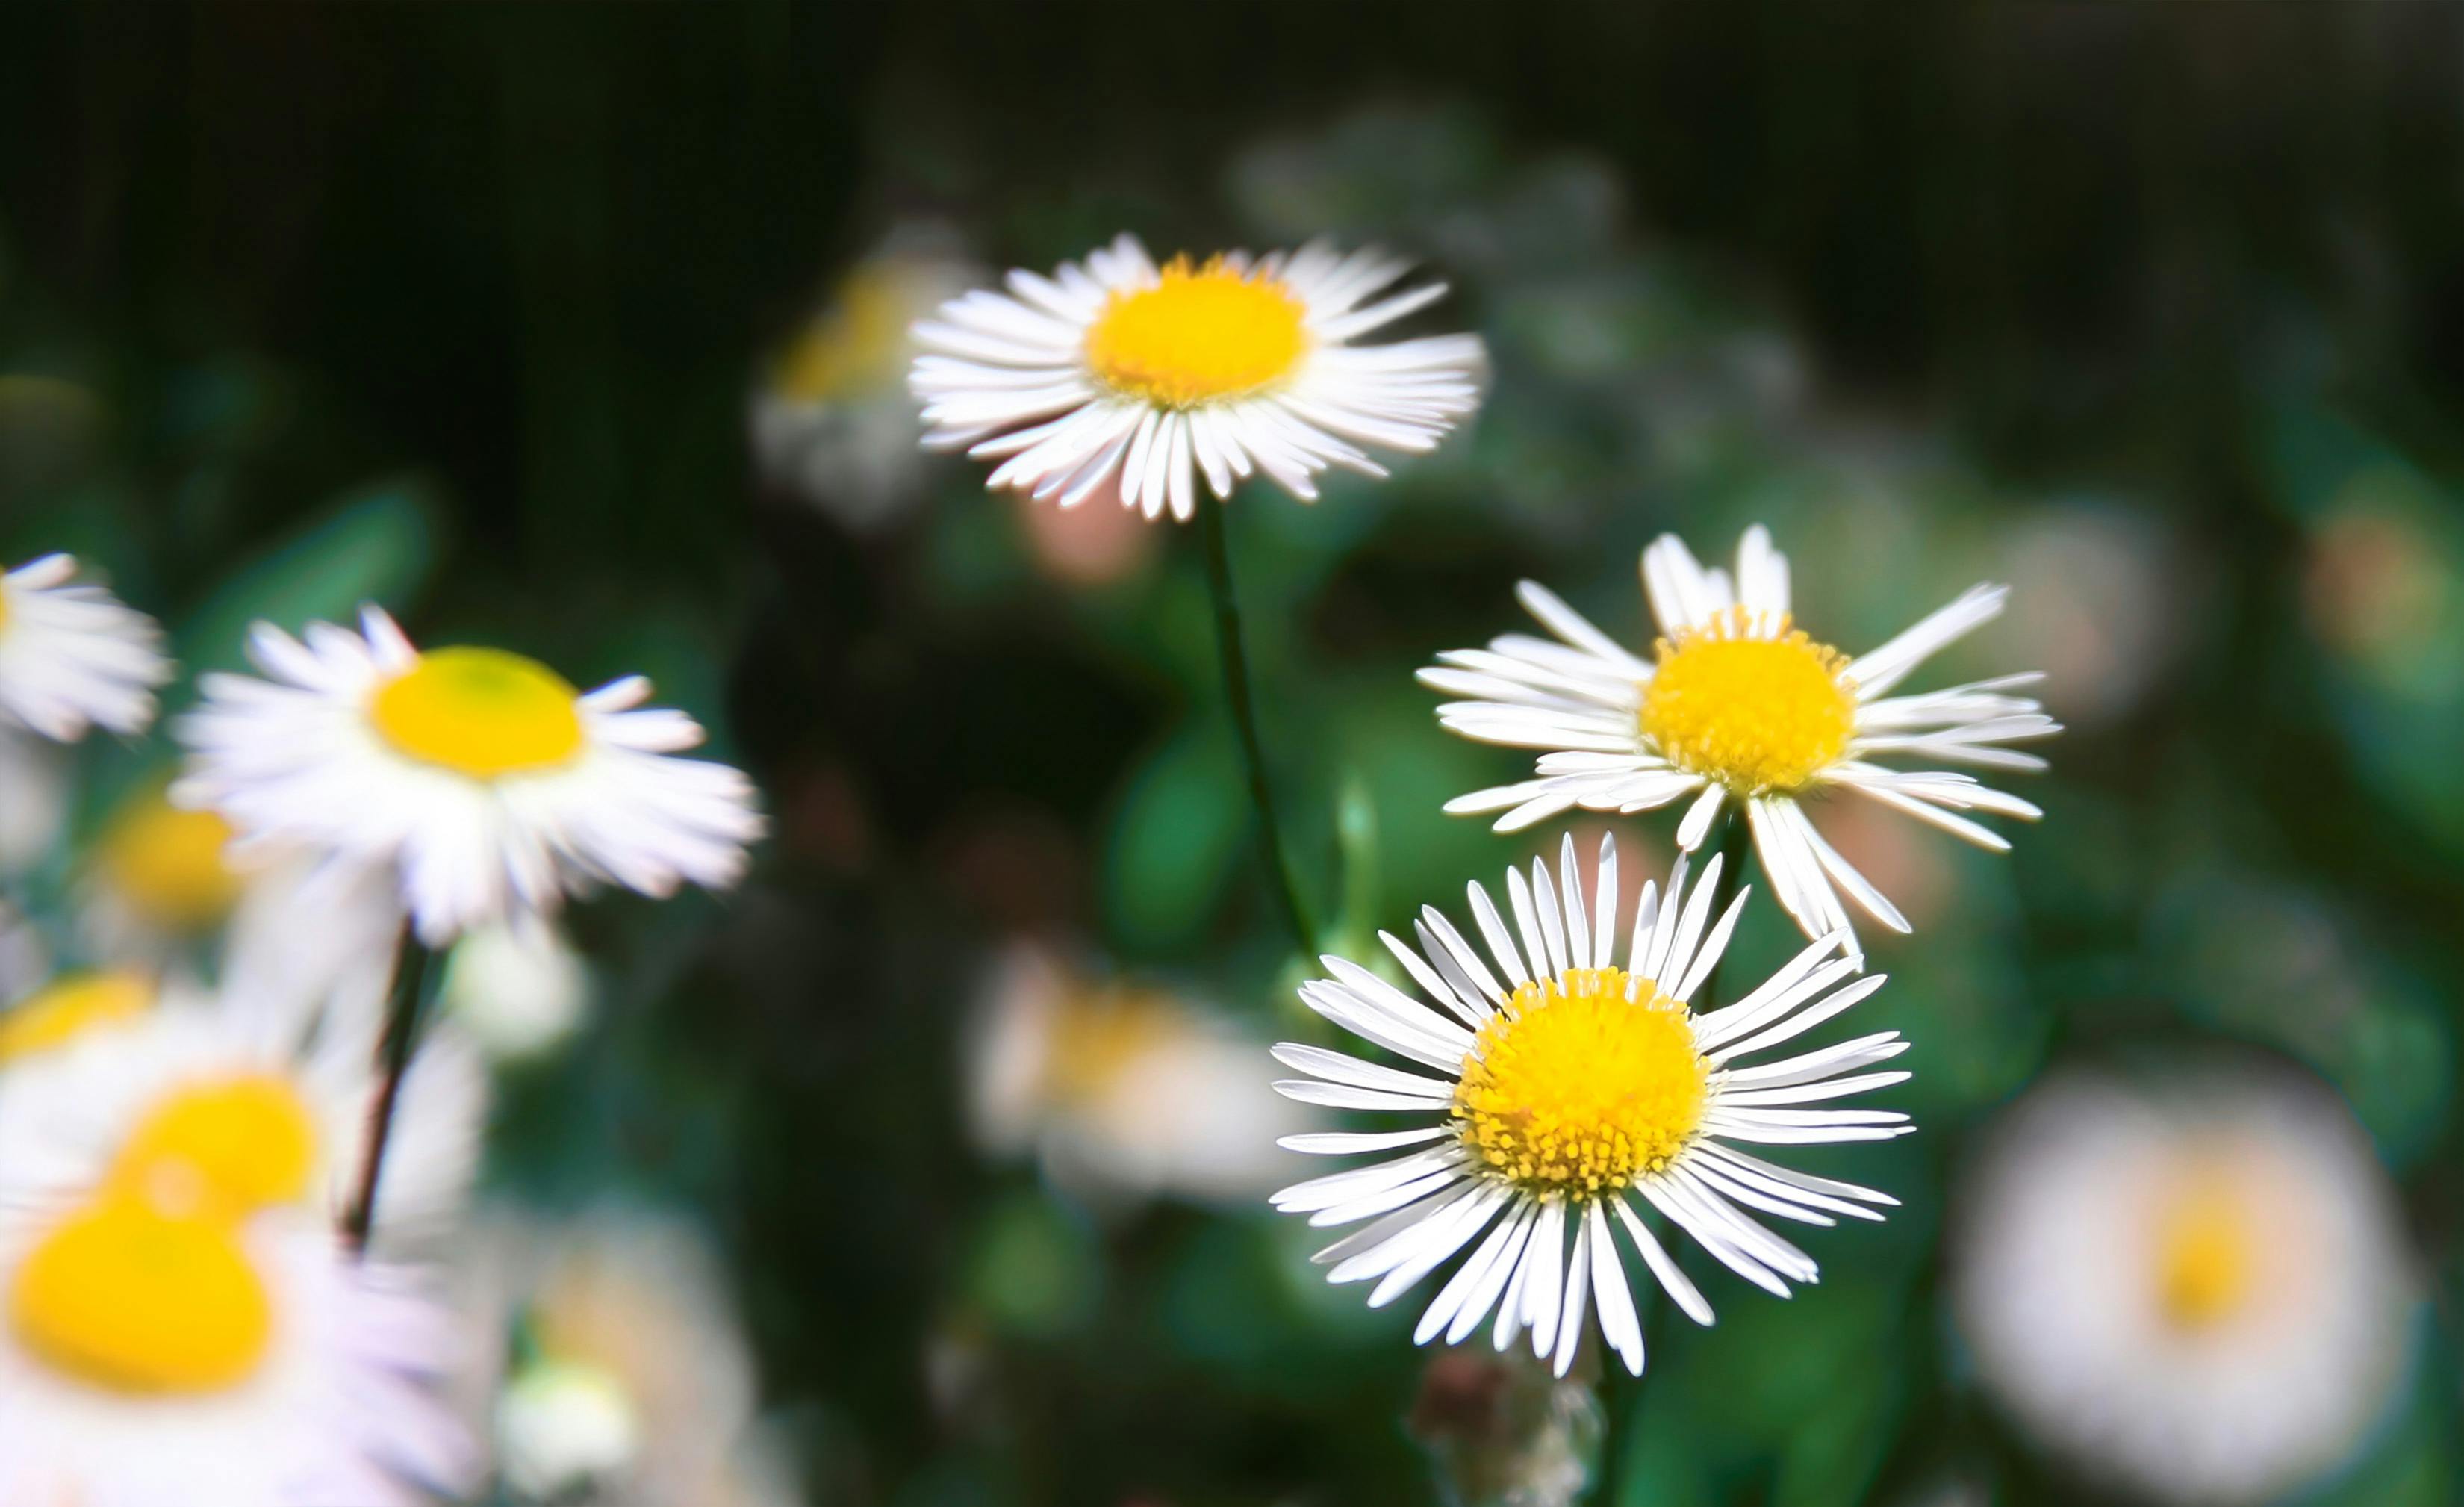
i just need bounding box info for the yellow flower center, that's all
[774,263,911,403]
[1083,255,1308,408]
[111,1074,320,1221]
[1041,984,1183,1109]
[95,796,244,932]
[2156,1184,2254,1330]
[10,1193,275,1395]
[0,971,155,1065]
[1638,609,1858,796]
[370,647,586,780]
[1453,966,1709,1197]
[0,581,10,633]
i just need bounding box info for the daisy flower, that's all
[0,972,483,1249]
[0,553,173,742]
[174,607,764,944]
[1954,1067,2413,1506]
[0,1198,473,1507]
[1271,834,1910,1378]
[455,1209,800,1507]
[911,233,1484,521]
[966,942,1311,1208]
[753,226,978,531]
[1422,525,2059,945]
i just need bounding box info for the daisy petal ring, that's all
[1422,525,2059,945]
[1270,833,1909,1378]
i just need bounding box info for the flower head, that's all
[1423,525,2059,945]
[912,234,1484,521]
[0,554,172,743]
[1272,834,1909,1377]
[174,608,763,944]
[1954,1068,2413,1505]
[0,981,479,1506]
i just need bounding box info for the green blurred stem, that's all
[343,924,440,1254]
[1195,488,1319,960]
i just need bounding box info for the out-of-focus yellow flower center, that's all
[0,582,11,633]
[111,1074,320,1221]
[1454,966,1708,1197]
[774,263,911,403]
[95,795,244,932]
[1639,609,1857,796]
[370,647,585,780]
[1084,255,1308,408]
[10,1193,274,1394]
[2156,1184,2254,1330]
[1042,985,1181,1107]
[0,971,155,1064]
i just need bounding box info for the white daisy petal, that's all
[0,555,173,743]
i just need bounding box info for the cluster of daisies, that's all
[921,234,2418,1503]
[0,556,761,1504]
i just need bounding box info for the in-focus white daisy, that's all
[911,233,1484,521]
[0,553,172,742]
[0,1199,472,1507]
[455,1209,800,1507]
[1422,526,2059,945]
[1954,1067,2413,1506]
[175,607,764,944]
[754,226,979,532]
[0,972,483,1249]
[1271,834,1910,1377]
[967,941,1310,1208]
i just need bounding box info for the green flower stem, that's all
[343,923,441,1254]
[1195,488,1319,961]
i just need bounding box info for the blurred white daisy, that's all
[457,1209,801,1507]
[0,732,70,876]
[754,228,978,531]
[1422,525,2059,945]
[174,607,764,944]
[0,1199,471,1507]
[1272,834,1909,1378]
[911,233,1484,521]
[0,969,156,1069]
[0,972,483,1249]
[80,786,249,944]
[967,941,1310,1208]
[438,918,594,1065]
[0,554,172,742]
[1955,1067,2413,1506]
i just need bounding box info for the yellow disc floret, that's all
[1638,608,1857,797]
[10,1192,275,1395]
[111,1074,320,1221]
[95,794,244,932]
[2155,1182,2255,1331]
[0,971,155,1064]
[370,646,586,780]
[774,264,910,403]
[1084,255,1308,408]
[1454,966,1710,1197]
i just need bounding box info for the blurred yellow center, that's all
[775,264,910,403]
[1454,966,1708,1196]
[1084,255,1307,408]
[111,1075,320,1221]
[0,971,155,1064]
[2156,1186,2254,1330]
[370,647,585,780]
[1640,610,1857,796]
[96,798,244,931]
[1044,986,1180,1107]
[0,585,10,633]
[10,1193,274,1395]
